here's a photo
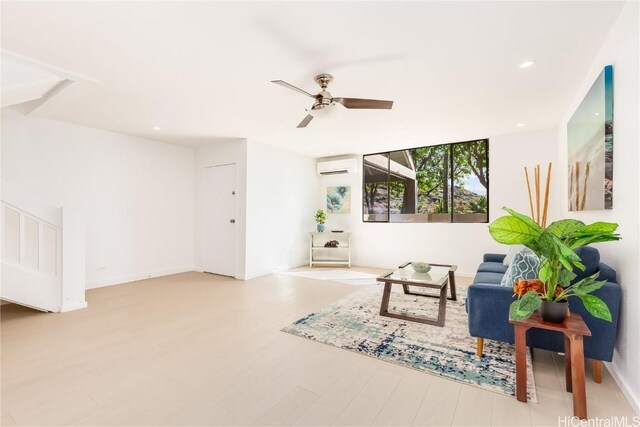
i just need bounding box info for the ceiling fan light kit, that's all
[308,102,338,118]
[271,73,394,128]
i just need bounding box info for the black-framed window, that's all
[363,153,389,222]
[362,139,489,223]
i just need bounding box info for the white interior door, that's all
[202,164,237,277]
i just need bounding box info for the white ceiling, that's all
[1,1,624,157]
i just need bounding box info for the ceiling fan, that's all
[271,74,393,128]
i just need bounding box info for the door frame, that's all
[201,162,239,278]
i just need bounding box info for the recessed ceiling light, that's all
[519,60,535,69]
[152,126,161,130]
[517,123,525,127]
[595,112,600,116]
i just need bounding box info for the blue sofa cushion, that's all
[473,271,505,285]
[477,262,508,274]
[598,262,617,283]
[483,253,506,263]
[573,246,600,282]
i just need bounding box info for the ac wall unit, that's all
[317,158,358,175]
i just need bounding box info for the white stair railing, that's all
[1,181,66,312]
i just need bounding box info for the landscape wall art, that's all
[567,65,613,211]
[327,186,351,214]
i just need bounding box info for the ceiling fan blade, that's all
[297,114,314,128]
[333,97,393,109]
[271,80,315,98]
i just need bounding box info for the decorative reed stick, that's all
[524,163,552,226]
[542,162,552,228]
[524,167,535,219]
[535,165,541,224]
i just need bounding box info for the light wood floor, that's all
[1,270,636,426]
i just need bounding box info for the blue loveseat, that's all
[466,246,621,381]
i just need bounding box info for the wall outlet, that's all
[97,266,107,272]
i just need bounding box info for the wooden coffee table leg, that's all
[564,335,572,393]
[380,283,392,316]
[570,335,587,419]
[436,282,448,326]
[514,324,529,402]
[402,284,410,294]
[448,271,457,301]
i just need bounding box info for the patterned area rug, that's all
[282,284,538,402]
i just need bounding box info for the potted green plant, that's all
[488,207,620,323]
[315,209,327,232]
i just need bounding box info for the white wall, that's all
[194,140,317,280]
[1,110,195,289]
[194,139,248,278]
[557,1,639,413]
[2,112,317,286]
[318,129,560,276]
[245,141,318,279]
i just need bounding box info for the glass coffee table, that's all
[377,262,457,327]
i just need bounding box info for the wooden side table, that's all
[510,312,592,420]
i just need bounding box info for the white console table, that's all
[309,232,351,268]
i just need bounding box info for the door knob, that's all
[230,219,236,223]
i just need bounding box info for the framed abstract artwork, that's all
[327,186,351,214]
[567,65,613,211]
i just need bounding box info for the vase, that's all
[317,223,325,232]
[539,300,568,323]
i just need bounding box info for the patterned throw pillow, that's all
[500,248,540,287]
[503,244,525,266]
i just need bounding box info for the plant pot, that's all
[540,300,568,323]
[317,223,325,232]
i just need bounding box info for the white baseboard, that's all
[86,266,195,289]
[193,264,247,280]
[240,270,275,281]
[606,361,640,415]
[60,301,88,312]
